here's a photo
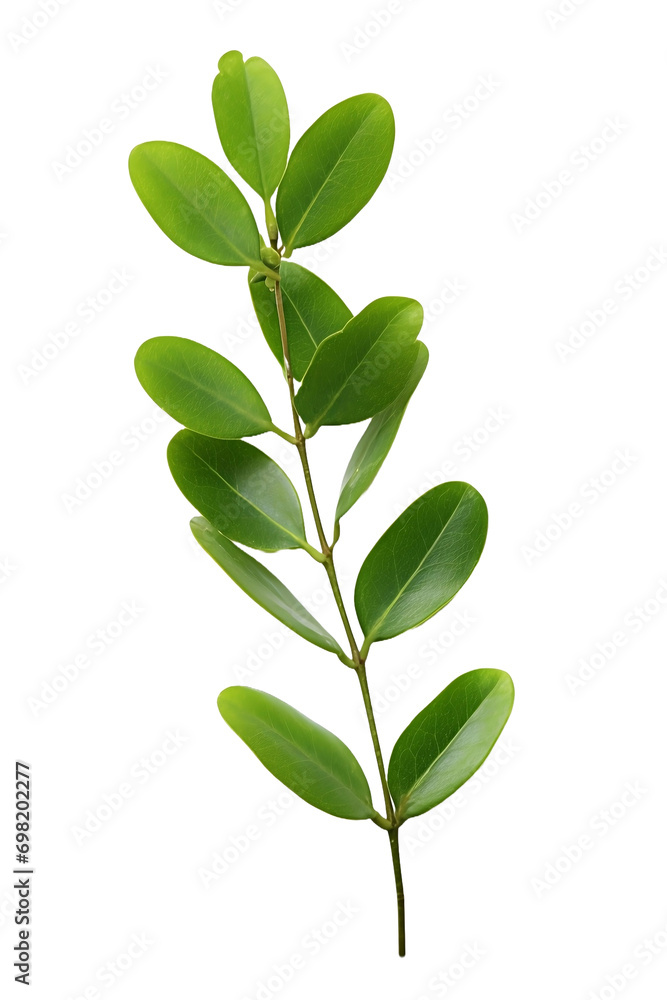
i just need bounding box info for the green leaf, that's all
[128,140,263,267]
[355,482,488,647]
[218,686,375,820]
[167,430,307,552]
[191,517,343,655]
[335,343,428,523]
[276,93,395,252]
[388,669,515,820]
[212,51,289,203]
[135,336,272,439]
[295,297,423,434]
[249,262,352,380]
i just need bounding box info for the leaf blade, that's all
[295,296,423,433]
[128,140,261,266]
[355,482,488,645]
[168,430,306,552]
[135,336,272,438]
[276,94,395,251]
[388,669,515,820]
[218,686,375,820]
[249,262,352,380]
[191,517,343,655]
[335,343,428,522]
[212,51,289,201]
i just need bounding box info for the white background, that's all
[2,0,666,998]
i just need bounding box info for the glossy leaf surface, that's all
[212,51,289,202]
[191,517,343,655]
[249,262,352,380]
[168,430,306,551]
[135,336,272,438]
[355,482,488,645]
[276,94,394,251]
[388,669,514,820]
[335,343,428,522]
[218,686,375,819]
[128,140,261,266]
[295,297,423,434]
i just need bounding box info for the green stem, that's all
[388,828,406,957]
[273,281,301,436]
[296,439,329,554]
[273,262,406,954]
[355,663,395,824]
[274,283,361,652]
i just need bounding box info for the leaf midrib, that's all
[184,440,305,547]
[149,356,270,429]
[338,396,406,510]
[365,490,468,640]
[144,152,258,266]
[283,281,352,358]
[239,61,269,199]
[282,287,320,353]
[302,302,415,428]
[234,706,371,812]
[199,525,340,650]
[283,103,381,249]
[398,682,500,807]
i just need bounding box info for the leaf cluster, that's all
[129,52,513,846]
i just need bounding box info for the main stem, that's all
[389,829,406,957]
[273,273,405,956]
[355,664,395,823]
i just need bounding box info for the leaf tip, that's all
[217,50,243,74]
[217,684,242,716]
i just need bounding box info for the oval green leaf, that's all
[168,430,306,552]
[355,482,488,646]
[335,343,428,523]
[128,140,262,266]
[212,51,289,202]
[191,517,343,655]
[249,262,352,380]
[388,669,515,820]
[295,297,423,434]
[276,93,395,252]
[218,686,375,820]
[135,336,272,438]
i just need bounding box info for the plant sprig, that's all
[129,50,515,957]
